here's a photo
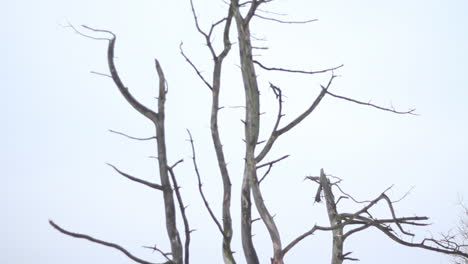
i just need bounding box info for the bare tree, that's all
[50,1,467,264]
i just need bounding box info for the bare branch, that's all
[90,71,112,78]
[179,43,213,90]
[254,14,317,24]
[282,223,343,256]
[189,0,209,39]
[324,89,417,115]
[257,155,289,184]
[78,25,159,122]
[344,187,416,237]
[109,129,156,141]
[189,0,217,58]
[374,224,468,258]
[167,160,191,264]
[208,17,228,41]
[342,252,360,261]
[153,59,183,264]
[258,162,273,185]
[143,245,173,262]
[67,23,114,41]
[280,73,336,133]
[106,163,163,190]
[244,0,272,25]
[186,130,225,236]
[254,60,343,75]
[256,154,289,169]
[256,74,337,163]
[255,8,287,17]
[49,220,160,264]
[343,223,373,240]
[82,25,161,122]
[169,159,184,170]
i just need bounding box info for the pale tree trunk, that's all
[320,169,343,264]
[233,1,284,263]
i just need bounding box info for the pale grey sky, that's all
[2,0,468,263]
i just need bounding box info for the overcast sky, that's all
[3,0,468,263]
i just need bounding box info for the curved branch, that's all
[106,163,163,190]
[374,224,468,258]
[256,74,336,163]
[108,129,156,141]
[282,223,342,257]
[324,89,417,115]
[49,220,160,264]
[82,25,159,123]
[254,60,343,75]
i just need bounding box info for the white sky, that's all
[2,0,468,263]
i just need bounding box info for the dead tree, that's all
[50,1,467,264]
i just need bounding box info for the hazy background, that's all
[3,0,467,263]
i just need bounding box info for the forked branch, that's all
[256,74,337,163]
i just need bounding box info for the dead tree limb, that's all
[254,60,343,75]
[324,89,417,115]
[143,244,173,263]
[257,154,289,184]
[49,220,161,264]
[168,159,191,264]
[179,43,213,91]
[256,74,337,164]
[253,14,317,24]
[186,130,224,236]
[106,163,163,190]
[108,129,157,141]
[186,1,237,263]
[301,169,468,263]
[153,60,183,264]
[319,169,344,264]
[233,1,283,263]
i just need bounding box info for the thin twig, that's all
[90,71,112,78]
[325,90,417,115]
[186,130,225,236]
[179,43,213,90]
[109,129,156,141]
[254,14,317,24]
[254,60,343,75]
[256,154,289,169]
[67,23,113,41]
